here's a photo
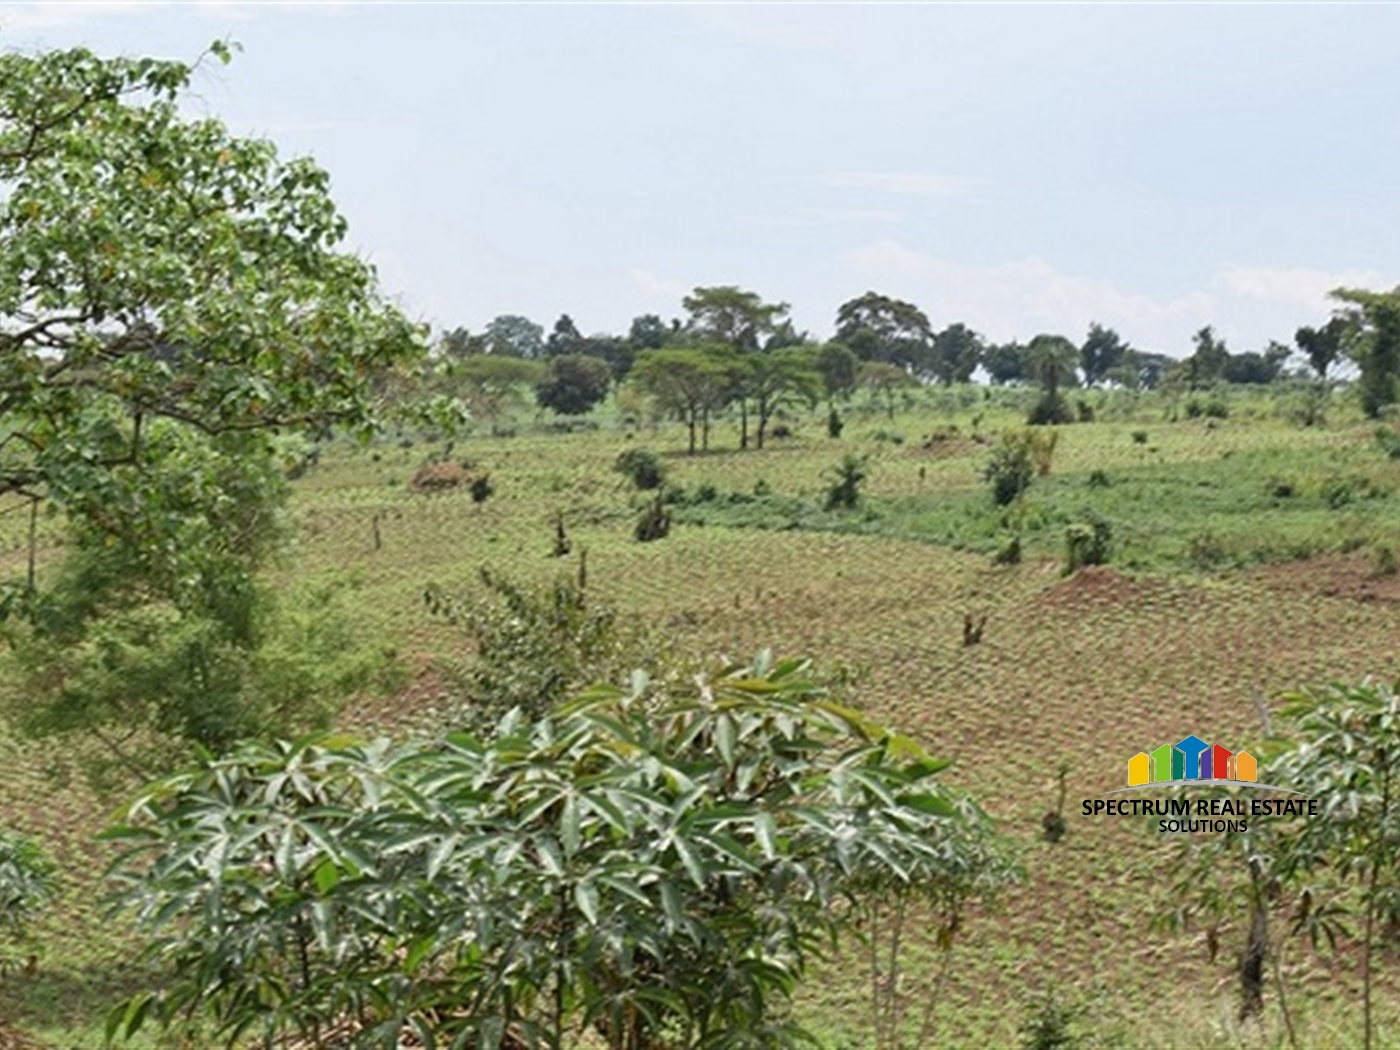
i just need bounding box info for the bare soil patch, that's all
[1035,564,1153,611]
[1252,551,1400,605]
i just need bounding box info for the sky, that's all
[3,2,1398,359]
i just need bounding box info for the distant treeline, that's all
[422,285,1400,427]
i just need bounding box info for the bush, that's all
[1064,515,1112,574]
[824,454,868,510]
[827,407,844,439]
[1027,393,1074,426]
[614,448,666,490]
[1131,430,1149,445]
[105,656,1014,1050]
[1375,426,1400,460]
[468,473,493,505]
[984,432,1036,506]
[0,830,53,946]
[635,495,671,542]
[423,567,632,728]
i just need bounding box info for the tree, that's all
[437,326,487,359]
[484,314,545,359]
[1180,326,1230,390]
[928,323,983,386]
[1024,334,1079,424]
[1107,348,1173,391]
[0,45,418,509]
[580,333,635,384]
[1295,317,1350,381]
[1269,678,1400,1050]
[0,44,418,778]
[859,361,918,420]
[1221,342,1290,385]
[834,292,933,374]
[683,286,789,449]
[815,342,860,403]
[627,313,671,350]
[982,341,1027,385]
[534,353,612,416]
[1080,323,1129,387]
[744,347,821,449]
[446,354,545,420]
[544,313,584,357]
[682,286,788,350]
[108,653,1012,1049]
[630,346,734,453]
[1332,287,1400,418]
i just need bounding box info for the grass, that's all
[4,382,1400,1046]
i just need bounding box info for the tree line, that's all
[430,287,1400,441]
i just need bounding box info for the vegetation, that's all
[105,654,1010,1049]
[9,34,1400,1050]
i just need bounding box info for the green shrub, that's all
[827,407,844,439]
[1064,516,1112,575]
[0,830,53,945]
[614,448,666,490]
[1374,426,1400,460]
[825,454,868,510]
[1028,393,1074,426]
[984,432,1036,506]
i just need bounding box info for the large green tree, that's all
[0,45,418,507]
[1332,287,1400,417]
[928,323,983,386]
[534,353,612,416]
[1295,316,1350,381]
[833,292,933,374]
[0,45,419,771]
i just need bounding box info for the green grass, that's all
[5,383,1400,1046]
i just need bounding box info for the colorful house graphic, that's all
[1127,735,1258,787]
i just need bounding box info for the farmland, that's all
[4,383,1400,1047]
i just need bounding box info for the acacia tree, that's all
[0,45,420,772]
[107,653,1013,1049]
[629,346,735,453]
[745,347,821,448]
[682,286,789,450]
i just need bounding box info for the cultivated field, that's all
[4,383,1400,1047]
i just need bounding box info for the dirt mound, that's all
[411,461,470,492]
[1036,565,1147,610]
[1253,551,1400,605]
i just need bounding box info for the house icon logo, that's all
[1126,734,1257,787]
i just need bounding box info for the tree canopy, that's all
[0,45,419,509]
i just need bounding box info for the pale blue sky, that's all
[4,2,1397,357]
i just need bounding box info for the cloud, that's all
[817,171,983,198]
[1215,265,1392,311]
[839,239,1212,351]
